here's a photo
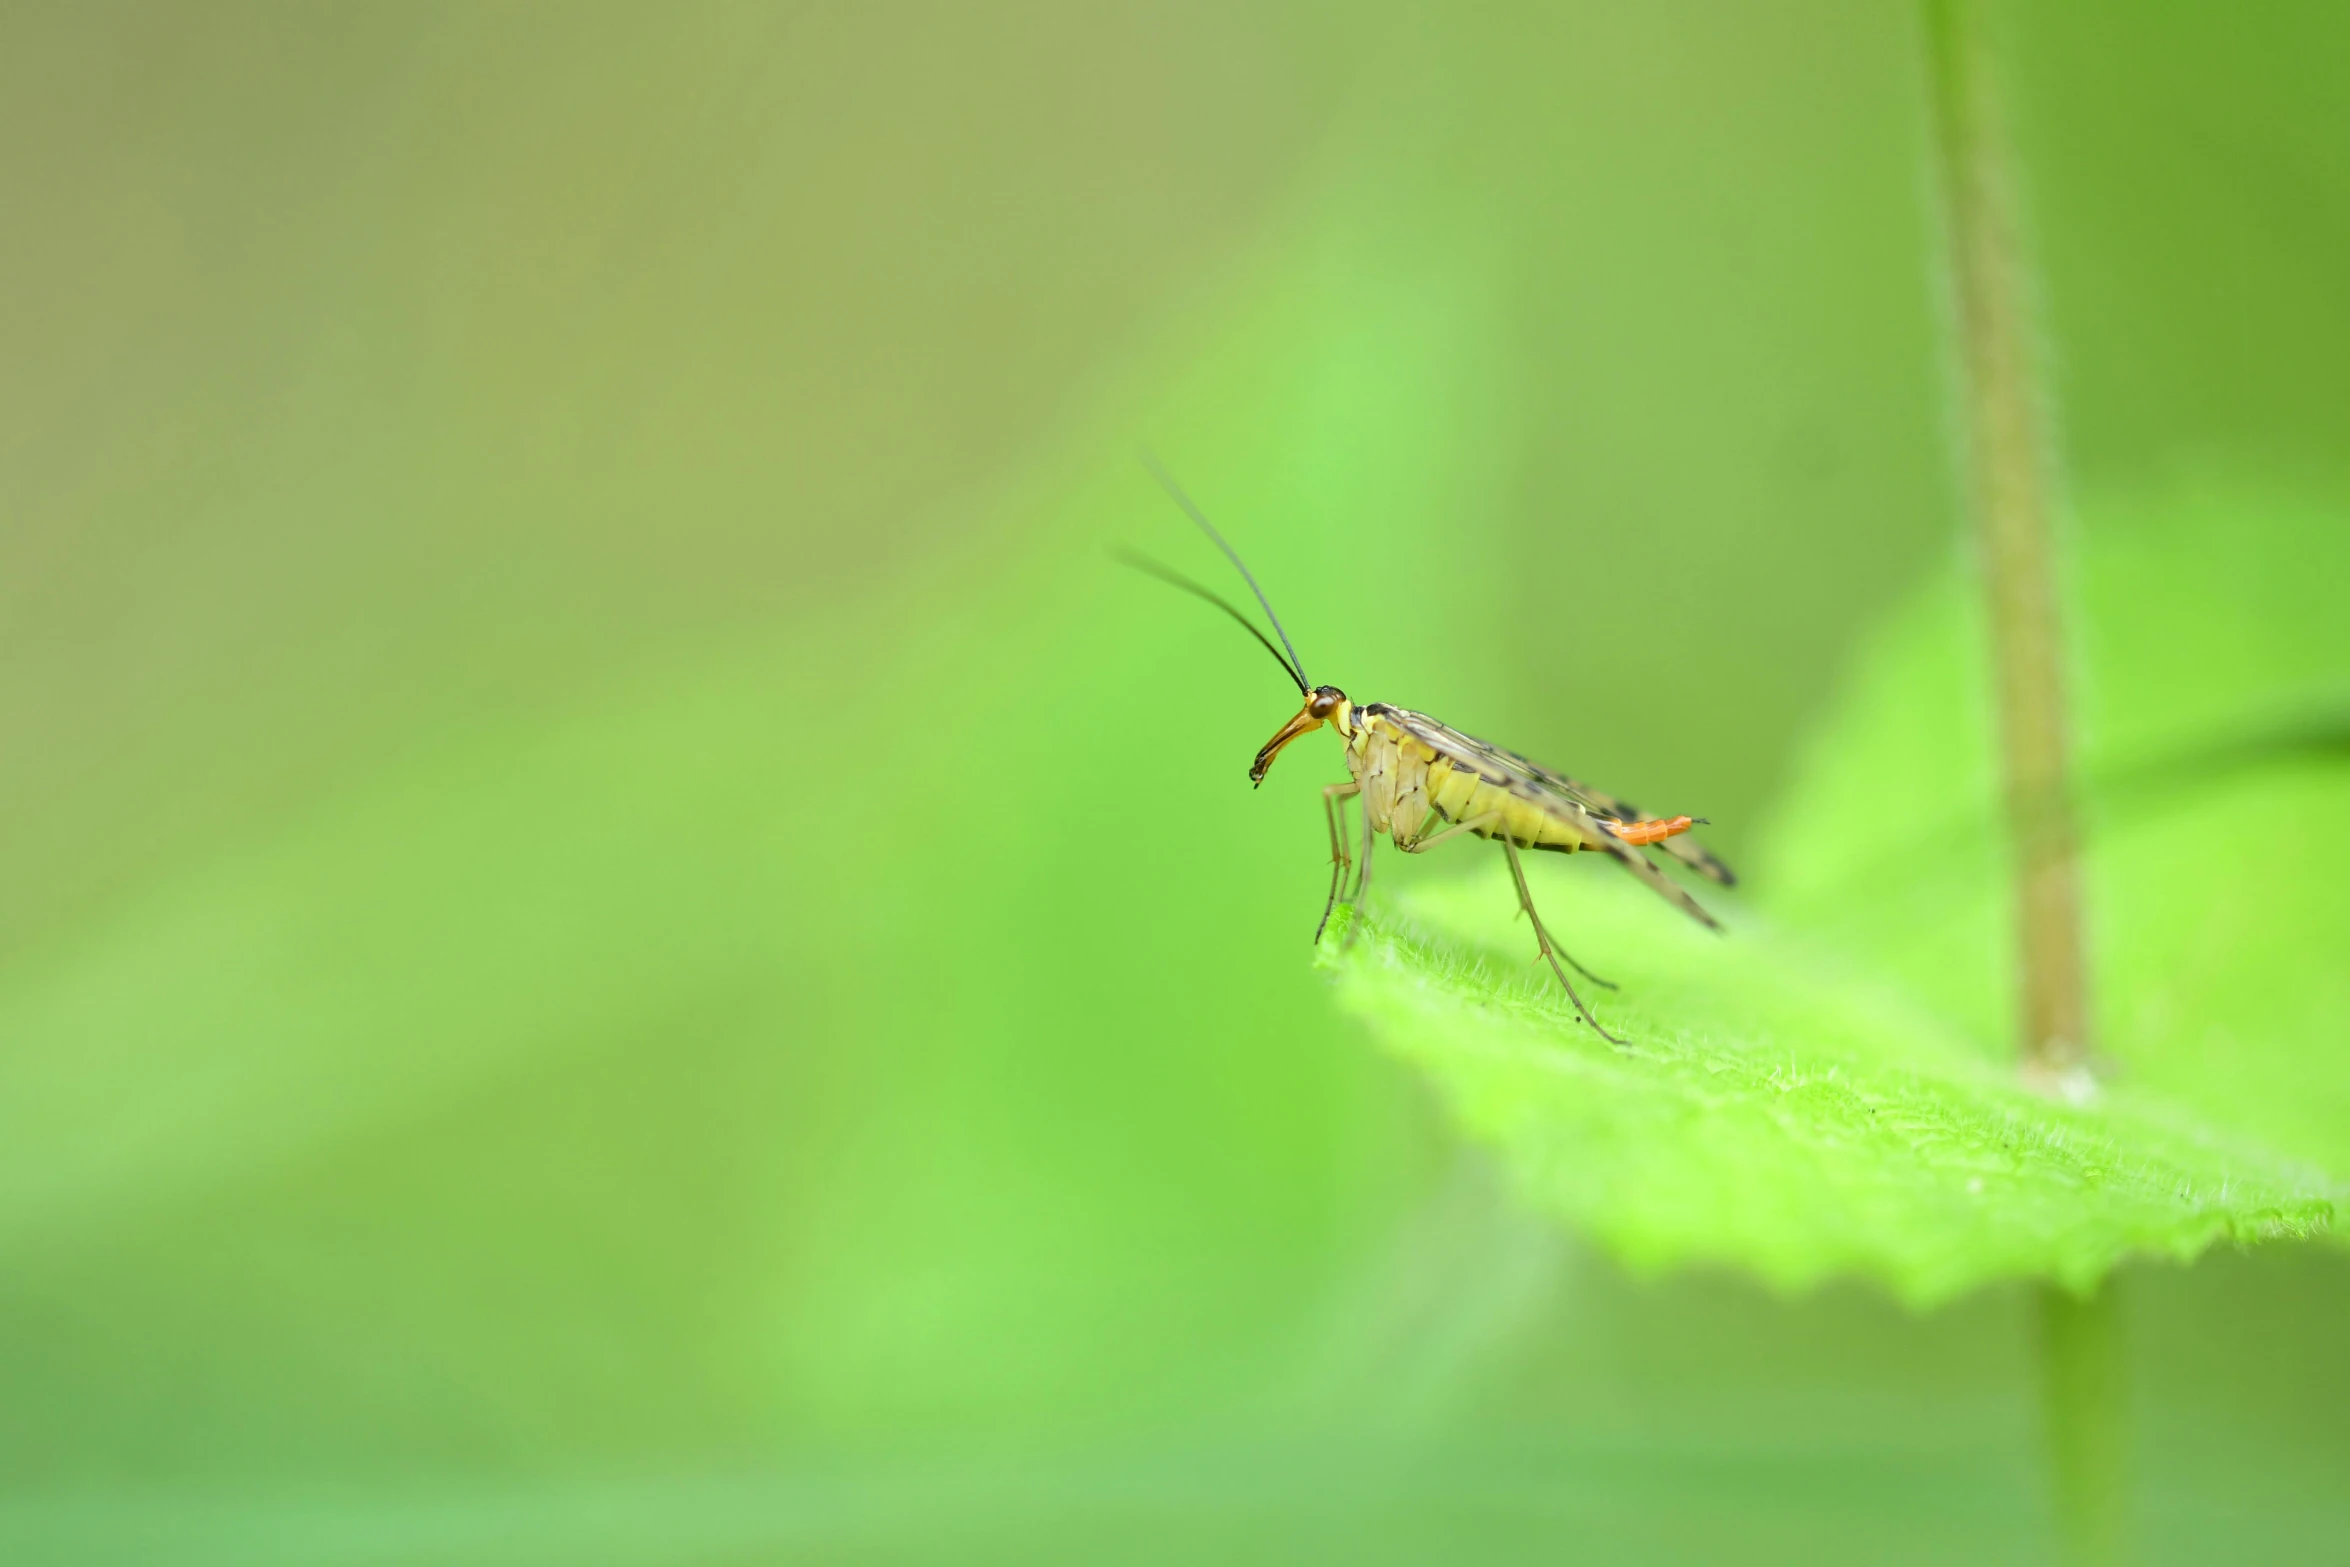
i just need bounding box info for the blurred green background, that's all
[3,4,2346,1562]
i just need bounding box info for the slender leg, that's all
[1398,810,1500,856]
[1342,792,1377,948]
[1553,944,1618,991]
[1316,782,1362,944]
[1397,814,1617,989]
[1502,838,1625,1044]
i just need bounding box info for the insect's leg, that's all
[1341,795,1378,948]
[1316,782,1362,944]
[1551,942,1617,990]
[1554,945,1616,990]
[1398,810,1500,855]
[1397,813,1616,987]
[1501,838,1625,1044]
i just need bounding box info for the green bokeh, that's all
[3,3,2346,1563]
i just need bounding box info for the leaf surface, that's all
[1324,482,2350,1302]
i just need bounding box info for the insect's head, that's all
[1251,685,1348,786]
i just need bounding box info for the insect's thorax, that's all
[1332,700,1386,781]
[1339,703,1447,841]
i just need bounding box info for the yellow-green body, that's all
[1336,698,1607,855]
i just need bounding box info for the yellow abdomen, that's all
[1351,715,1597,853]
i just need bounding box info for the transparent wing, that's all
[1375,705,1731,929]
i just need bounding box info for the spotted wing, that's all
[1377,705,1729,930]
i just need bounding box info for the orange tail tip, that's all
[1608,814,1696,847]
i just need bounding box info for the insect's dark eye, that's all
[1308,686,1343,718]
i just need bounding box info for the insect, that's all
[1126,452,1734,1043]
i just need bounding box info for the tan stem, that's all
[1923,0,2090,1086]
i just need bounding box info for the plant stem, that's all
[1922,5,2125,1561]
[2038,1285,2130,1567]
[1921,0,2091,1090]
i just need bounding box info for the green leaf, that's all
[1323,479,2349,1303]
[1757,481,2350,1176]
[1325,875,2330,1307]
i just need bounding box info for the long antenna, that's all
[1138,448,1312,690]
[1114,549,1308,696]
